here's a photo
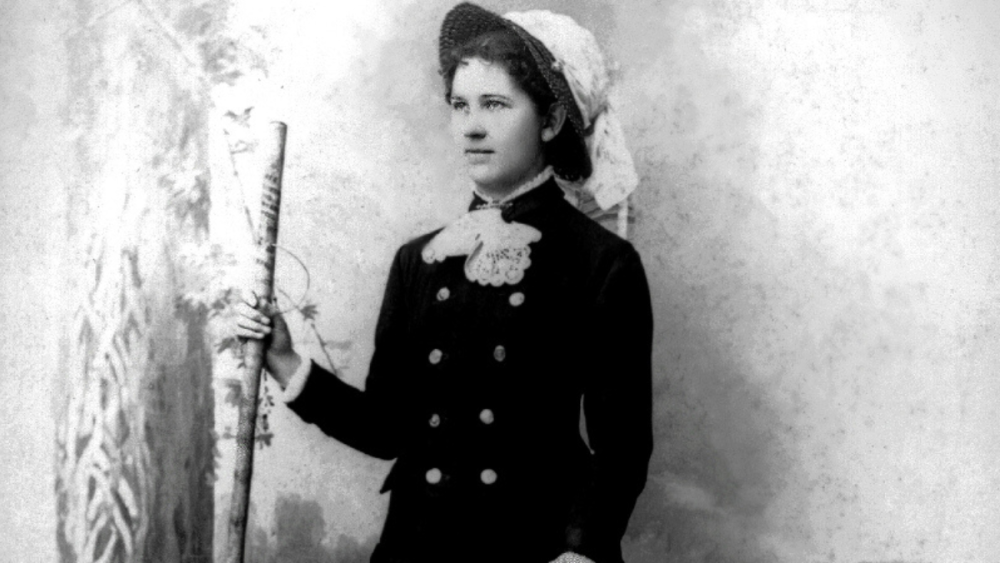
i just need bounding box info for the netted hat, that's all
[439,2,639,210]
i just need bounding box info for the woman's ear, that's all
[541,103,567,142]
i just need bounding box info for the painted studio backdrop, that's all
[1,0,998,562]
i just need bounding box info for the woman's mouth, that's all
[465,149,493,163]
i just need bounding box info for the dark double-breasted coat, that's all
[287,179,654,563]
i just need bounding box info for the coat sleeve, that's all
[565,244,654,561]
[285,245,413,461]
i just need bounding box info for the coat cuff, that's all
[281,358,313,403]
[553,552,596,563]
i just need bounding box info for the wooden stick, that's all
[225,121,287,563]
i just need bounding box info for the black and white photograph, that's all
[1,1,997,562]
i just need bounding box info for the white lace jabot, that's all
[421,168,552,286]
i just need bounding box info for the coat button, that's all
[436,287,450,301]
[479,409,494,425]
[493,345,506,362]
[426,468,442,484]
[480,469,497,485]
[429,413,441,428]
[509,292,525,307]
[429,349,443,364]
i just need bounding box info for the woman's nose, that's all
[461,111,486,139]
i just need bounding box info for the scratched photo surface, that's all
[1,1,998,562]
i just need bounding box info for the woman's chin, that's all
[466,170,503,191]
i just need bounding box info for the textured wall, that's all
[1,1,998,562]
[0,1,65,561]
[623,1,1000,561]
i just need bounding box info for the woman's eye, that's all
[484,100,505,110]
[450,100,468,112]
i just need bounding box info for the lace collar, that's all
[422,168,556,287]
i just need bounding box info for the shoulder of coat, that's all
[552,201,636,258]
[394,227,445,266]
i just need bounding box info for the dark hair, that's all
[440,29,591,181]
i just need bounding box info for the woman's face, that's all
[449,57,548,197]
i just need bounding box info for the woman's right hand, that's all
[234,291,302,389]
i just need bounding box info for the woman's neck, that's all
[474,166,554,205]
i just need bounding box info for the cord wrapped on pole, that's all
[225,121,287,563]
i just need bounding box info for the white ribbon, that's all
[504,10,639,211]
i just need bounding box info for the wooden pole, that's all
[225,121,287,563]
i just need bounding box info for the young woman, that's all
[236,4,654,563]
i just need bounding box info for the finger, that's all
[236,317,272,333]
[236,300,265,320]
[236,328,264,340]
[233,310,272,330]
[235,315,270,332]
[235,302,271,324]
[243,290,275,313]
[234,302,256,319]
[236,326,269,340]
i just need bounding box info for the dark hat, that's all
[438,2,588,140]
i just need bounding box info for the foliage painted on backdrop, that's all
[57,237,152,563]
[57,127,216,563]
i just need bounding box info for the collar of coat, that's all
[469,177,565,224]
